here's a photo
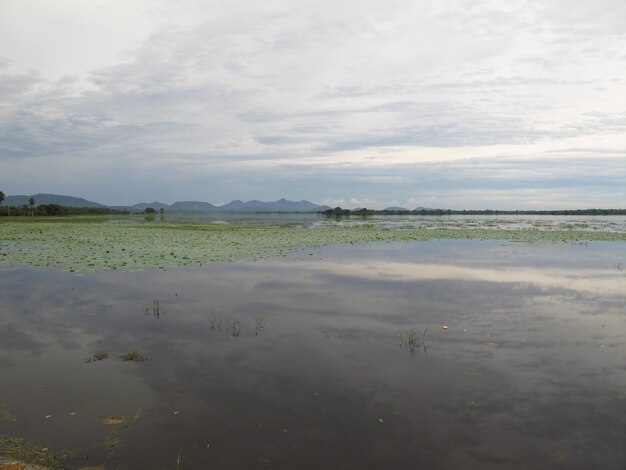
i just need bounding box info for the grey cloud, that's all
[0,69,42,99]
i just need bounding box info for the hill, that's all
[0,193,335,213]
[3,193,104,207]
[171,201,219,211]
[217,199,329,212]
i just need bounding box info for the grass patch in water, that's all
[120,350,147,362]
[84,351,111,363]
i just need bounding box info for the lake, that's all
[1,238,625,469]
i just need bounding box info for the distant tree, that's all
[0,191,6,216]
[159,207,164,215]
[353,207,374,216]
[28,196,35,216]
[144,207,157,214]
[38,204,66,216]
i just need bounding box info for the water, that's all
[1,239,625,469]
[112,212,626,233]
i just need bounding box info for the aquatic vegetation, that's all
[208,308,222,331]
[0,435,62,469]
[0,217,624,272]
[207,313,266,339]
[255,316,265,336]
[230,320,242,340]
[84,351,110,363]
[401,328,428,356]
[144,299,162,318]
[120,350,147,362]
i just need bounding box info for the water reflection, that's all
[0,240,625,469]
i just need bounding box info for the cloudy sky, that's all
[1,0,624,208]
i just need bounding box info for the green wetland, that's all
[0,214,625,469]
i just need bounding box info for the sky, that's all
[0,0,625,209]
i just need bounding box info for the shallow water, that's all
[117,211,626,233]
[1,239,625,469]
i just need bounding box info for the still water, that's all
[1,239,625,469]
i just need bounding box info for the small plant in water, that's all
[230,320,242,340]
[121,350,147,362]
[401,328,428,356]
[84,351,111,363]
[208,308,222,331]
[255,316,265,336]
[144,300,162,318]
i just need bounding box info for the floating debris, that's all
[102,418,125,425]
[0,463,25,470]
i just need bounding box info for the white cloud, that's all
[0,0,624,207]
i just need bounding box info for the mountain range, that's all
[3,194,332,213]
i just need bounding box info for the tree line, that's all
[320,207,626,216]
[1,192,624,217]
[0,193,132,216]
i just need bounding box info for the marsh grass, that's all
[144,299,162,318]
[84,351,111,363]
[255,317,265,336]
[208,308,222,331]
[85,350,150,363]
[211,313,267,340]
[121,350,147,362]
[230,320,242,340]
[401,328,428,356]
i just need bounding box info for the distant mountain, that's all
[1,193,331,213]
[170,201,218,211]
[217,199,329,212]
[3,193,104,208]
[131,199,325,212]
[384,206,408,211]
[414,206,434,211]
[217,199,252,211]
